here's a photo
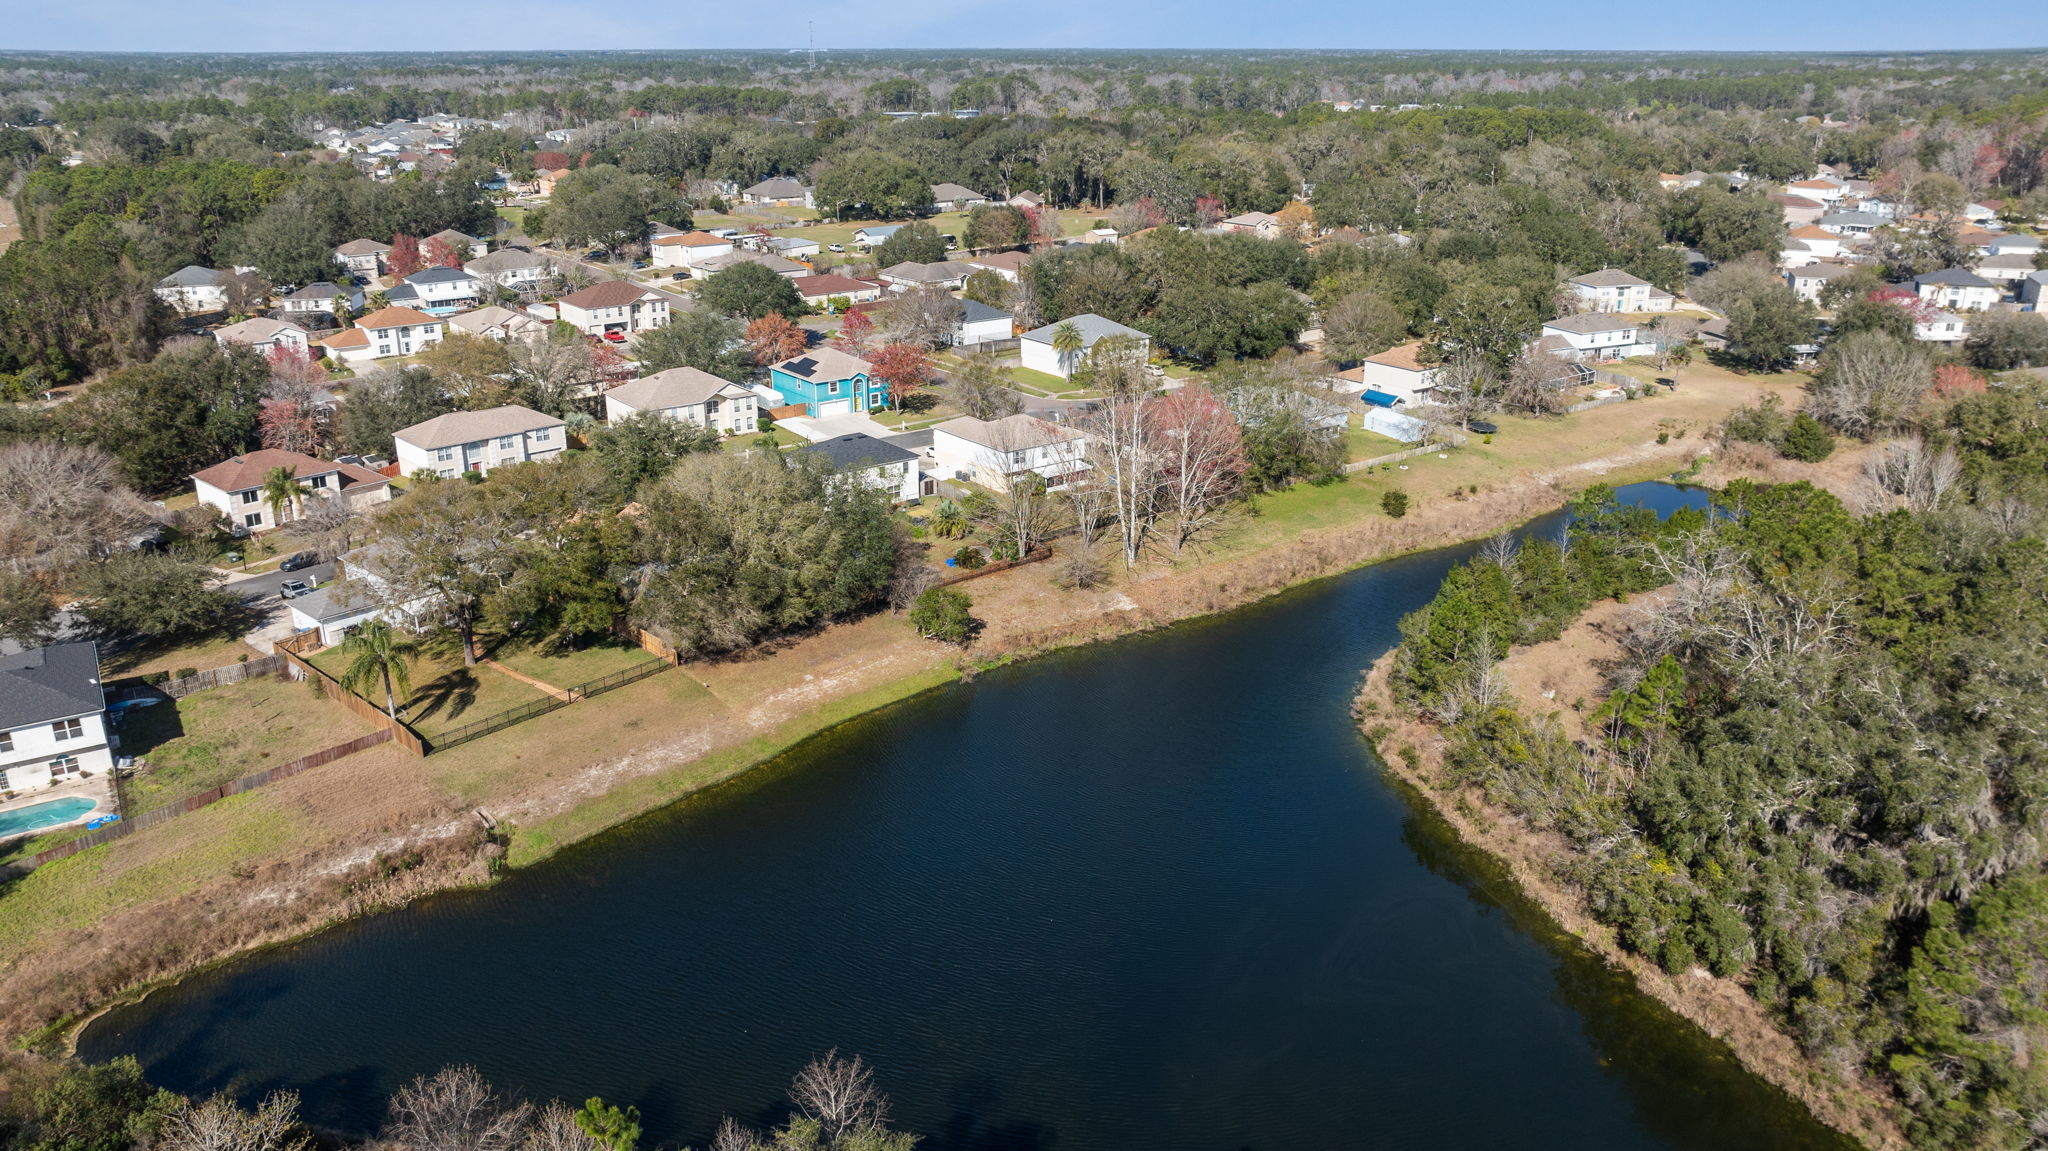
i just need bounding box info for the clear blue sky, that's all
[10,0,2045,53]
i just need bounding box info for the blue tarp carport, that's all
[1361,390,1400,408]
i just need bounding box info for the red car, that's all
[602,330,626,342]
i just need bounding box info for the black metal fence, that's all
[422,657,673,754]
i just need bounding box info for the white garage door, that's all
[815,399,854,417]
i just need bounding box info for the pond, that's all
[81,483,1856,1151]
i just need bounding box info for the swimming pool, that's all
[0,797,97,839]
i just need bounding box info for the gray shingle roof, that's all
[960,299,1011,324]
[607,367,747,411]
[773,347,873,381]
[1569,269,1650,288]
[799,433,916,470]
[395,404,564,450]
[0,642,105,731]
[1915,268,1994,288]
[156,265,223,288]
[1021,313,1147,348]
[1542,313,1639,335]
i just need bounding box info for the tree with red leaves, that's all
[387,234,423,279]
[258,347,331,455]
[534,151,571,172]
[1870,286,1941,325]
[745,313,809,366]
[1193,195,1226,229]
[1023,205,1064,245]
[422,236,464,269]
[837,309,876,355]
[868,343,931,407]
[1932,363,1987,399]
[1151,385,1247,555]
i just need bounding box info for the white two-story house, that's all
[191,448,393,533]
[930,414,1088,493]
[464,247,553,292]
[393,404,567,478]
[356,306,447,358]
[1538,314,1651,362]
[556,282,671,337]
[1914,269,2001,312]
[798,433,922,503]
[334,239,392,278]
[604,367,760,436]
[1567,269,1656,313]
[0,642,113,796]
[386,266,481,312]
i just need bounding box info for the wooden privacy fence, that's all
[159,654,286,698]
[0,729,393,878]
[277,645,430,757]
[1343,440,1460,474]
[933,546,1052,588]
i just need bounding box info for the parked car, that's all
[278,552,318,572]
[828,243,846,253]
[603,330,626,342]
[585,249,609,261]
[632,259,649,269]
[670,271,690,281]
[279,579,313,600]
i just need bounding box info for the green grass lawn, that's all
[309,640,551,739]
[490,640,661,691]
[1007,366,1069,396]
[102,634,265,680]
[1344,426,1409,460]
[118,673,379,811]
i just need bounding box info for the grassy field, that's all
[119,674,379,811]
[102,635,265,680]
[1344,425,1408,460]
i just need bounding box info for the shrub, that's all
[1779,411,1836,462]
[899,393,940,414]
[1721,391,1791,446]
[142,671,168,685]
[1053,549,1109,590]
[237,653,250,663]
[172,667,198,680]
[909,586,974,643]
[1381,489,1410,518]
[951,545,986,570]
[1656,432,1670,445]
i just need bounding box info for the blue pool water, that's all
[0,796,96,838]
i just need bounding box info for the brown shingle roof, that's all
[394,404,565,451]
[191,449,367,494]
[356,306,441,330]
[1363,342,1431,372]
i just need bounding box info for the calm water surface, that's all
[83,484,1856,1150]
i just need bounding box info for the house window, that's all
[244,513,262,528]
[242,490,260,504]
[309,475,328,489]
[48,756,80,779]
[829,381,841,395]
[533,428,551,443]
[52,717,83,742]
[0,730,11,753]
[498,436,516,450]
[436,447,454,462]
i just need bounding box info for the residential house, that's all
[537,168,572,197]
[426,228,488,258]
[334,238,391,277]
[288,543,431,647]
[1976,253,2040,287]
[852,224,902,249]
[1787,178,1847,205]
[279,281,363,317]
[154,266,228,312]
[930,414,1088,493]
[649,231,734,271]
[1784,263,1860,304]
[1538,314,1650,362]
[741,177,813,207]
[696,251,808,279]
[1779,239,1821,270]
[1019,314,1151,380]
[764,235,823,260]
[355,305,448,358]
[386,266,481,312]
[964,250,1032,282]
[797,434,921,503]
[1341,342,1441,406]
[465,247,553,291]
[955,299,1014,347]
[393,404,567,478]
[0,642,113,795]
[556,281,671,336]
[604,367,759,436]
[1787,225,1846,260]
[1771,194,1827,227]
[191,448,392,532]
[314,328,375,366]
[1567,269,1656,313]
[2021,270,2048,310]
[1914,268,2001,312]
[1818,211,1886,236]
[447,305,548,343]
[1217,211,1281,237]
[768,347,885,417]
[928,183,987,212]
[1988,233,2043,258]
[1914,310,1969,344]
[792,274,884,309]
[213,317,310,357]
[880,260,976,290]
[1007,191,1046,208]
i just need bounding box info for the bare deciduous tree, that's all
[1077,390,1160,565]
[789,1051,889,1147]
[517,1104,600,1151]
[159,1093,308,1151]
[873,285,962,350]
[945,350,1023,422]
[1861,436,1961,513]
[1807,331,1930,439]
[0,441,157,574]
[1153,385,1246,555]
[383,1067,531,1151]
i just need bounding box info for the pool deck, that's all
[0,775,115,847]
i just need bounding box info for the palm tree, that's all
[260,466,304,528]
[1052,320,1084,377]
[930,499,966,539]
[336,620,422,720]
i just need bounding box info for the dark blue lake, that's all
[82,482,1854,1150]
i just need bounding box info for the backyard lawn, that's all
[309,640,552,740]
[490,639,662,692]
[1344,426,1408,460]
[102,635,265,680]
[119,673,380,811]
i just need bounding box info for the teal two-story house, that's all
[769,347,885,417]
